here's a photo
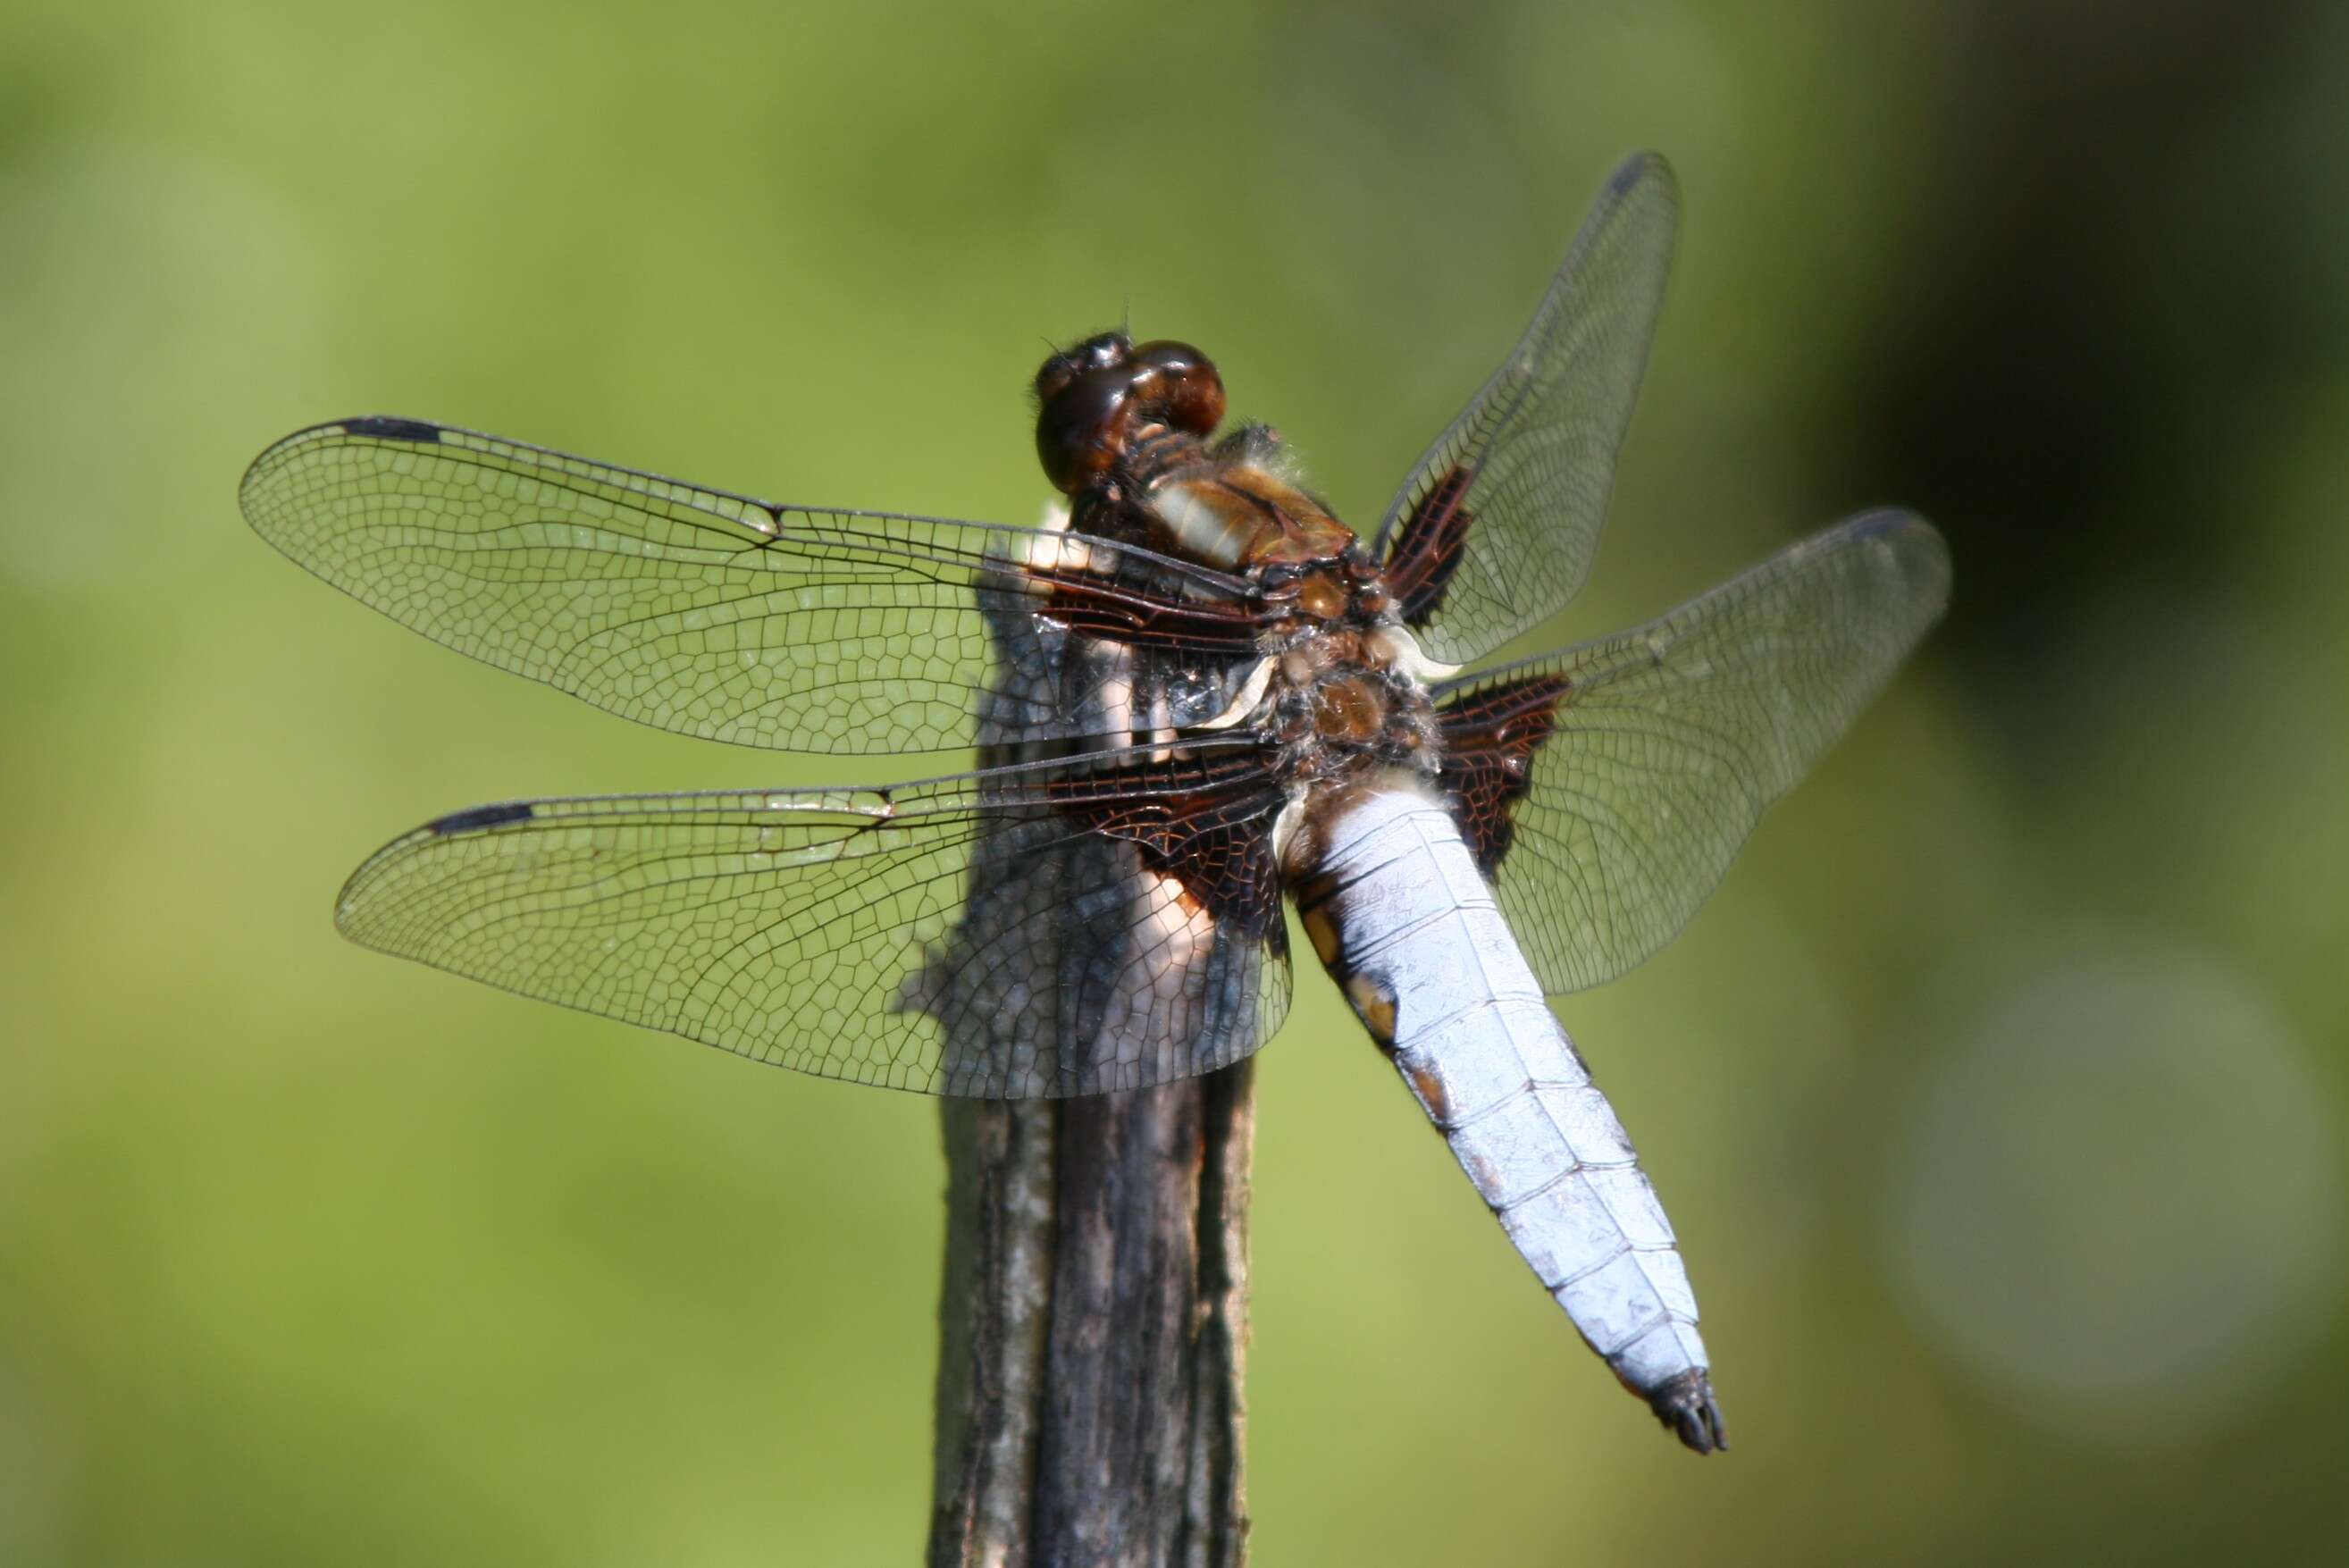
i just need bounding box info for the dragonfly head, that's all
[1034,331,1225,495]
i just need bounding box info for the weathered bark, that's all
[929,1063,1254,1567]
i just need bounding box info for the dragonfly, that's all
[241,153,1948,1454]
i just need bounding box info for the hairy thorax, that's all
[1259,571,1440,789]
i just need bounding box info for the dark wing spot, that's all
[1607,153,1655,199]
[340,415,444,444]
[426,801,534,836]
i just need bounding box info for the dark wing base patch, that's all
[1384,464,1479,627]
[1433,671,1573,874]
[1053,752,1290,943]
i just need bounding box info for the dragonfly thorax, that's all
[1264,615,1441,791]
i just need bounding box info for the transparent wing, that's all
[240,417,1269,755]
[1376,153,1679,664]
[1433,511,1951,994]
[335,742,1293,1098]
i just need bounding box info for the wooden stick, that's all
[929,1063,1254,1567]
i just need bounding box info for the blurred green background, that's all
[4,1,2345,1563]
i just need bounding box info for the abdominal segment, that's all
[1294,784,1724,1449]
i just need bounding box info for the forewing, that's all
[1434,511,1951,994]
[334,742,1292,1098]
[1376,153,1679,664]
[240,417,1267,754]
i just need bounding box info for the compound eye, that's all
[1128,340,1225,436]
[1036,362,1136,494]
[1033,331,1132,405]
